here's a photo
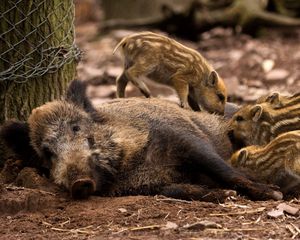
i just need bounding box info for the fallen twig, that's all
[5,185,56,196]
[155,196,192,204]
[129,225,162,231]
[286,224,298,239]
[205,227,265,232]
[209,207,266,216]
[42,221,53,227]
[290,223,300,239]
[50,225,95,235]
[112,224,163,234]
[59,218,71,227]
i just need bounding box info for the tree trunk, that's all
[0,0,77,165]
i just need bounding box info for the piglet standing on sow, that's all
[114,31,227,114]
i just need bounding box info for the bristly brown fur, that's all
[231,130,300,196]
[114,31,227,115]
[3,80,282,202]
[229,97,300,147]
[256,91,300,109]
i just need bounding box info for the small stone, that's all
[267,209,284,218]
[262,59,274,73]
[229,50,243,61]
[265,69,289,82]
[277,203,299,216]
[118,208,127,213]
[163,221,178,230]
[183,220,222,231]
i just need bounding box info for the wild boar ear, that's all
[0,120,36,160]
[66,80,106,123]
[237,149,248,164]
[250,105,263,122]
[66,79,95,113]
[207,71,219,87]
[267,92,280,107]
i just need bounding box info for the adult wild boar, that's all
[0,80,282,201]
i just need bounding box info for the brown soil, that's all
[1,183,299,240]
[1,7,300,240]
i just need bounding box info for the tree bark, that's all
[0,0,77,165]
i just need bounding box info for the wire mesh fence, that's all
[0,0,81,82]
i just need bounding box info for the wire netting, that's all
[0,0,81,82]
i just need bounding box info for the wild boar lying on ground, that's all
[0,80,282,202]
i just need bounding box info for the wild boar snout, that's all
[66,162,97,199]
[71,178,96,199]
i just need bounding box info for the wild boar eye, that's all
[235,116,244,122]
[217,93,225,102]
[87,137,95,148]
[72,125,80,133]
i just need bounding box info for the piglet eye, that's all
[235,116,244,122]
[217,93,225,102]
[72,125,80,133]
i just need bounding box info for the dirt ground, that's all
[0,185,300,240]
[1,11,300,240]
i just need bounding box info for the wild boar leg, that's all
[116,71,129,98]
[172,134,282,200]
[188,87,201,111]
[185,137,283,201]
[171,75,190,109]
[160,183,236,203]
[125,64,151,98]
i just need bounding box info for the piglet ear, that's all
[267,92,280,104]
[207,71,219,87]
[0,120,35,160]
[66,79,95,113]
[250,105,263,122]
[237,149,248,165]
